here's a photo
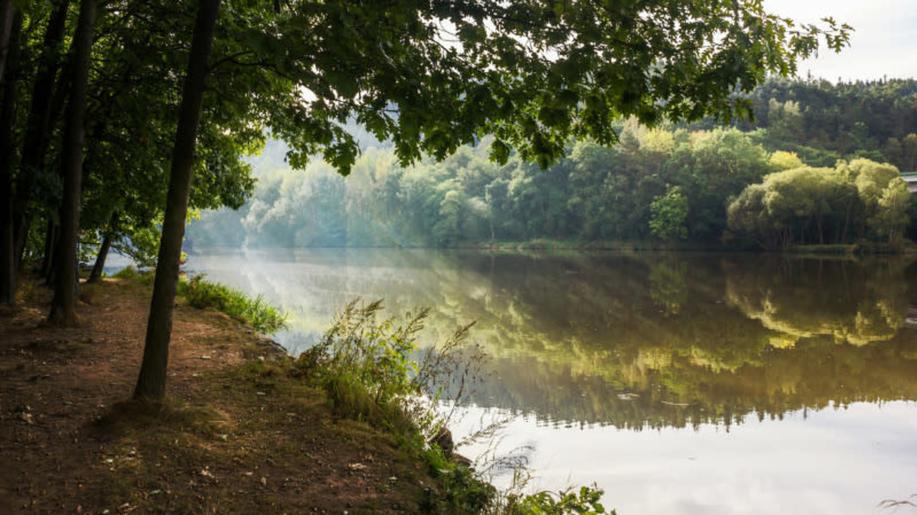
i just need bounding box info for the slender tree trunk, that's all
[47,0,95,326]
[134,0,221,401]
[41,217,57,282]
[88,211,117,283]
[11,0,71,268]
[0,0,14,82]
[842,200,852,243]
[488,208,495,242]
[817,215,823,245]
[0,10,21,306]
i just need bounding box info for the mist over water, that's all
[187,248,917,514]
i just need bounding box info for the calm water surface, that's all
[187,248,917,514]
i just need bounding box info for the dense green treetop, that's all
[687,78,917,169]
[209,0,849,172]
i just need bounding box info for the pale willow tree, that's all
[728,159,909,248]
[843,159,911,242]
[135,0,850,400]
[768,150,805,171]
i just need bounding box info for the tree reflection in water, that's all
[188,249,917,429]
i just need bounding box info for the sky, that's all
[763,0,917,82]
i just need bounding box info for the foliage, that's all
[502,486,610,515]
[728,159,910,248]
[112,266,154,286]
[190,126,779,248]
[111,224,163,269]
[6,0,858,279]
[297,300,484,437]
[183,78,917,252]
[113,269,285,334]
[300,300,421,409]
[769,151,805,171]
[179,275,286,334]
[649,186,689,241]
[295,299,612,514]
[733,78,917,170]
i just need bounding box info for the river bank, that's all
[0,275,484,513]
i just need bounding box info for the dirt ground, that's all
[0,278,438,514]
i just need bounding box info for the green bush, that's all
[503,485,611,514]
[179,275,286,334]
[297,300,424,414]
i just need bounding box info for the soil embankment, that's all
[0,278,438,513]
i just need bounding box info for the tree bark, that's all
[88,211,117,283]
[0,10,21,305]
[134,0,221,400]
[0,0,15,82]
[12,0,71,268]
[41,217,57,283]
[48,0,96,326]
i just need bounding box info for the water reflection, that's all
[189,249,917,430]
[188,249,917,513]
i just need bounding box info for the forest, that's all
[6,0,906,512]
[188,79,917,251]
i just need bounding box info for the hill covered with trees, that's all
[188,78,917,251]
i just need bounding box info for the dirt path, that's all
[0,278,437,514]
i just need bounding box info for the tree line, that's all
[739,78,917,171]
[189,121,912,250]
[0,0,847,402]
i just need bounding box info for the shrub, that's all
[503,485,611,514]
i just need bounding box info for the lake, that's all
[186,248,917,514]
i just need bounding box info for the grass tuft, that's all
[112,269,286,334]
[178,275,287,334]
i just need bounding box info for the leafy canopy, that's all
[225,0,850,172]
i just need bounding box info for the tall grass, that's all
[112,268,286,334]
[179,275,286,334]
[295,300,612,514]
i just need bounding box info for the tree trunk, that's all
[0,9,21,305]
[134,0,221,401]
[0,0,14,82]
[88,211,117,283]
[488,208,495,242]
[11,0,71,269]
[47,0,95,326]
[41,217,57,283]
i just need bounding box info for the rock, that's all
[432,427,454,456]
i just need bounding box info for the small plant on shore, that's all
[297,300,484,435]
[502,485,610,514]
[179,275,287,334]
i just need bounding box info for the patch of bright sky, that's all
[763,0,917,82]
